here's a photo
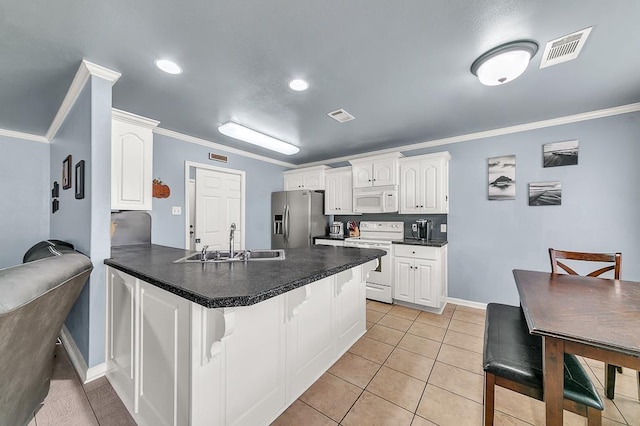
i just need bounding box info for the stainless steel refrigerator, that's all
[271,190,326,249]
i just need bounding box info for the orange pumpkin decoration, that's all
[152,179,170,198]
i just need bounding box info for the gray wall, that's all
[0,136,50,267]
[151,134,287,249]
[404,112,640,305]
[49,76,113,367]
[50,83,92,362]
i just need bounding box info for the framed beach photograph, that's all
[75,160,85,199]
[543,140,578,167]
[529,181,562,206]
[62,155,72,189]
[488,155,516,200]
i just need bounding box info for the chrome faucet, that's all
[201,245,209,261]
[229,223,236,258]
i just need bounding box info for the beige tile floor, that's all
[273,302,640,426]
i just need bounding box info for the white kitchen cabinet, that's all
[106,267,190,426]
[393,244,447,310]
[315,238,345,247]
[350,153,404,188]
[111,109,159,210]
[399,152,450,214]
[324,167,355,214]
[283,165,329,190]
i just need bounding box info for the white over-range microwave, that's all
[353,185,398,213]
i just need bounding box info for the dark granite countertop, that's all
[393,238,448,247]
[313,235,347,241]
[105,244,384,308]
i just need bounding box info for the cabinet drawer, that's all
[315,239,345,247]
[394,244,438,259]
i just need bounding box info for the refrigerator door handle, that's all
[284,205,290,243]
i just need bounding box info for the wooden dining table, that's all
[513,269,640,424]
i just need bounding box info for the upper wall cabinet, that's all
[111,110,159,211]
[283,165,329,191]
[399,152,451,214]
[349,153,404,188]
[324,167,357,215]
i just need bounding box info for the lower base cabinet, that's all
[106,261,374,426]
[393,245,447,310]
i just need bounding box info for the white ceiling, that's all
[1,0,640,164]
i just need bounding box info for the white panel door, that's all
[195,168,242,251]
[400,161,421,213]
[335,267,365,353]
[284,173,304,190]
[414,259,438,307]
[302,171,323,189]
[224,296,287,426]
[324,172,340,213]
[352,164,373,188]
[372,158,395,186]
[106,268,137,411]
[338,171,353,213]
[286,280,335,401]
[421,160,443,213]
[393,258,414,303]
[138,281,190,426]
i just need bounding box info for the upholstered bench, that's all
[483,303,603,425]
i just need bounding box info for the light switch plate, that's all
[172,206,182,215]
[441,224,447,233]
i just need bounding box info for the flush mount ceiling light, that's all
[218,121,300,155]
[289,79,309,91]
[471,40,538,86]
[155,59,182,75]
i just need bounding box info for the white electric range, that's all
[344,221,404,303]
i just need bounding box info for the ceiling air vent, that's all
[539,27,593,69]
[327,108,355,123]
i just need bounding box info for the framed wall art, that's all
[488,155,516,200]
[529,181,562,206]
[62,155,72,189]
[543,140,578,167]
[75,160,85,199]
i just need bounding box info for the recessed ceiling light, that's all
[289,79,309,91]
[218,121,300,155]
[155,59,182,75]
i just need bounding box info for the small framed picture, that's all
[62,155,72,189]
[75,160,85,199]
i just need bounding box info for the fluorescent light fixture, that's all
[155,59,183,74]
[471,41,538,86]
[218,121,300,155]
[289,79,309,91]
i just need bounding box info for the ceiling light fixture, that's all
[155,59,183,75]
[289,79,309,91]
[218,121,300,155]
[471,40,538,86]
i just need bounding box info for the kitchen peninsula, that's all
[104,244,383,426]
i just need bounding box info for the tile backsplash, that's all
[332,213,447,240]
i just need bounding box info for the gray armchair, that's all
[0,252,93,425]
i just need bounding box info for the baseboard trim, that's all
[60,325,107,384]
[446,297,487,310]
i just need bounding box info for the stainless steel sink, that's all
[174,249,285,263]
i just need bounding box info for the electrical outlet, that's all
[441,224,447,233]
[172,206,182,215]
[411,223,418,232]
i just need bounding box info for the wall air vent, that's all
[539,27,593,69]
[327,108,355,123]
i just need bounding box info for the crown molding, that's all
[0,128,48,143]
[112,108,160,129]
[298,102,640,168]
[153,127,296,168]
[46,60,121,141]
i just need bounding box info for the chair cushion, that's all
[484,303,603,410]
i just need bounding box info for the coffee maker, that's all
[412,219,432,241]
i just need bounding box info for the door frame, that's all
[184,161,246,250]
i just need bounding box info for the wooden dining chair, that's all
[548,248,637,401]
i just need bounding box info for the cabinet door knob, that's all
[368,179,371,182]
[420,205,424,208]
[412,251,415,254]
[415,205,419,208]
